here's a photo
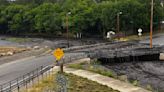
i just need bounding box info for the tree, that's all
[0,0,163,37]
[26,3,62,34]
[0,0,9,6]
[60,0,98,36]
[1,4,26,34]
[99,1,118,33]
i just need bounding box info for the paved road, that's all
[140,34,164,46]
[0,34,164,86]
[0,40,19,46]
[0,55,53,85]
[0,52,85,85]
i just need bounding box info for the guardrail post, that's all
[23,75,27,92]
[17,78,20,92]
[44,70,46,79]
[48,68,51,77]
[32,71,34,86]
[0,85,2,92]
[69,56,71,62]
[41,66,43,80]
[25,75,27,91]
[9,82,11,92]
[37,68,39,84]
[23,75,25,87]
[28,73,30,87]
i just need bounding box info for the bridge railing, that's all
[0,54,88,92]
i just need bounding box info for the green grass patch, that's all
[4,37,32,43]
[68,63,83,69]
[68,61,115,78]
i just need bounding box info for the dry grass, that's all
[26,73,119,92]
[26,76,55,92]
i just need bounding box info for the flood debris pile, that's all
[92,43,164,92]
[104,61,164,92]
[0,47,29,57]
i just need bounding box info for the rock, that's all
[6,51,13,56]
[44,46,49,48]
[33,46,40,50]
[0,53,6,56]
[118,75,128,82]
[27,47,32,50]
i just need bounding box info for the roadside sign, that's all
[138,28,143,37]
[53,48,64,60]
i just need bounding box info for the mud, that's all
[0,37,106,48]
[104,61,164,92]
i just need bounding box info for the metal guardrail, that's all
[0,54,88,92]
[0,65,53,92]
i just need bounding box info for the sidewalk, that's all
[64,67,151,92]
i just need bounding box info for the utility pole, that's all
[66,15,69,48]
[66,12,71,48]
[117,13,120,33]
[116,12,122,35]
[150,0,154,48]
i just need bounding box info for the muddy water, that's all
[104,61,164,92]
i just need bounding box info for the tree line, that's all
[0,0,163,37]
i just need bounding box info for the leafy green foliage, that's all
[0,4,26,34]
[31,3,62,33]
[0,0,163,36]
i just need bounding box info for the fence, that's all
[0,65,54,92]
[0,53,88,92]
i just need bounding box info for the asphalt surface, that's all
[0,52,85,85]
[140,34,164,46]
[0,55,53,85]
[0,40,19,46]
